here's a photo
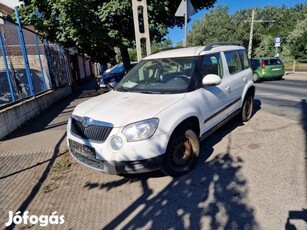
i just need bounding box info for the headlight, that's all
[122,118,159,142]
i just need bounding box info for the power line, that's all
[246,10,275,58]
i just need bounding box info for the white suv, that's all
[67,42,255,177]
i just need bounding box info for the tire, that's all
[253,73,259,82]
[161,128,200,177]
[241,94,254,122]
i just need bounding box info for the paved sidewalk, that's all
[0,79,100,229]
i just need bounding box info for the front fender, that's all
[156,92,201,139]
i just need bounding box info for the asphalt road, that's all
[254,73,307,125]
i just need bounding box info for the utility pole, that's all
[175,0,195,47]
[132,0,151,61]
[246,10,275,58]
[184,0,188,47]
[248,10,255,59]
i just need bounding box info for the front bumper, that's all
[68,139,164,174]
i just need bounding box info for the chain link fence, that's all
[0,16,70,108]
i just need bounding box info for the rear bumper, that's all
[258,70,285,78]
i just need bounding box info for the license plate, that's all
[272,68,280,71]
[69,139,96,159]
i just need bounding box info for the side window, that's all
[238,50,250,70]
[201,53,223,78]
[224,51,242,74]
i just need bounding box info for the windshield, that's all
[116,57,197,94]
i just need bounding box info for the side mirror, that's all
[202,74,221,86]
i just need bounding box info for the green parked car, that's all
[250,57,285,82]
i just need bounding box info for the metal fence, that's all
[0,10,70,108]
[284,59,307,73]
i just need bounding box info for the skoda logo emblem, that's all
[82,117,90,127]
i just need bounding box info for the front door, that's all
[197,53,232,134]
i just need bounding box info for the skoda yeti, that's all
[67,42,255,177]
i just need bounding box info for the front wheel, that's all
[161,128,200,177]
[241,94,254,122]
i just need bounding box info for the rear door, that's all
[222,50,250,114]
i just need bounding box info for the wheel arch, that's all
[169,116,200,140]
[243,85,255,101]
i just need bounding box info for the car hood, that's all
[72,90,185,127]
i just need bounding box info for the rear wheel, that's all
[241,94,254,122]
[161,128,200,177]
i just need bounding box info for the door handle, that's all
[225,86,230,92]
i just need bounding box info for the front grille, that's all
[71,118,113,142]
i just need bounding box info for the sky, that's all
[167,0,307,45]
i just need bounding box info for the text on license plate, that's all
[69,139,96,159]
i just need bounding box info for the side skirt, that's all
[200,108,241,142]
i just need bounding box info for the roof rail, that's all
[203,41,243,51]
[151,46,183,55]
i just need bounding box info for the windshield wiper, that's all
[137,90,160,94]
[116,86,129,92]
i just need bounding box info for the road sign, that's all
[274,36,281,47]
[175,0,196,17]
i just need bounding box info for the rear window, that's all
[264,59,283,65]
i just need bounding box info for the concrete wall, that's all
[0,85,71,139]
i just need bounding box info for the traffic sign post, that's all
[274,36,281,57]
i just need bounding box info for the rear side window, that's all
[201,53,223,78]
[238,50,250,70]
[224,51,242,74]
[268,59,283,65]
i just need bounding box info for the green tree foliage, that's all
[18,0,216,68]
[254,34,275,57]
[287,14,307,59]
[188,5,235,46]
[128,39,173,61]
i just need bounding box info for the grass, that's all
[43,152,74,193]
[51,152,72,173]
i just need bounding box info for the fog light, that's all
[110,136,123,151]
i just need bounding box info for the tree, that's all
[287,14,307,59]
[18,0,116,64]
[188,5,235,46]
[18,0,217,70]
[187,4,307,61]
[254,34,275,57]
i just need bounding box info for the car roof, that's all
[144,42,245,60]
[251,57,280,60]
